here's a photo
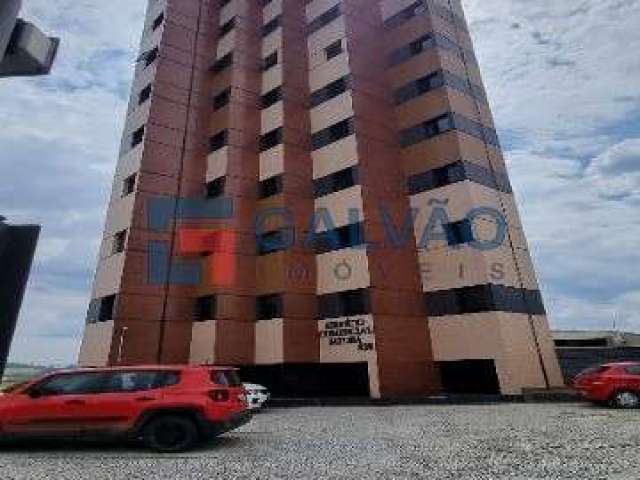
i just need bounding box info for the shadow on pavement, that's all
[0,434,248,455]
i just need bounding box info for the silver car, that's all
[243,383,270,410]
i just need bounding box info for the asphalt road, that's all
[0,403,638,479]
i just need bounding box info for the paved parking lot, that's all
[0,402,638,479]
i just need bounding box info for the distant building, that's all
[553,330,640,380]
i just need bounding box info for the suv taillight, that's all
[208,389,230,402]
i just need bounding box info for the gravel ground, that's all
[0,402,638,479]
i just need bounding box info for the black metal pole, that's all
[0,217,40,379]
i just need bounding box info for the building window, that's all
[206,176,226,198]
[213,88,231,110]
[310,75,350,108]
[209,130,228,152]
[220,0,232,6]
[142,47,158,67]
[259,127,283,152]
[383,1,466,32]
[98,295,117,322]
[262,51,278,71]
[400,112,499,149]
[257,294,283,320]
[260,86,282,109]
[311,117,354,151]
[262,0,273,5]
[407,161,512,195]
[122,174,137,197]
[113,230,127,254]
[394,70,486,106]
[445,219,474,246]
[324,39,343,60]
[425,285,546,317]
[138,84,152,105]
[258,175,283,199]
[257,229,288,255]
[131,126,145,148]
[389,32,470,68]
[394,71,444,105]
[416,71,446,94]
[152,12,164,31]
[194,295,217,321]
[388,33,434,66]
[307,5,341,35]
[220,17,235,36]
[311,222,365,255]
[399,113,453,148]
[262,16,281,37]
[411,34,436,55]
[318,289,370,319]
[211,52,233,73]
[313,166,358,198]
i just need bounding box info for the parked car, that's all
[0,365,251,452]
[243,383,270,410]
[573,362,640,408]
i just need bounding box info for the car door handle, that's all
[135,396,156,402]
[65,399,86,406]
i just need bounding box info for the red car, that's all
[0,365,251,451]
[573,362,640,408]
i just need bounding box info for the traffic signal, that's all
[0,0,59,77]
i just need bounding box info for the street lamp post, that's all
[116,326,129,364]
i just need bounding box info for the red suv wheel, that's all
[142,415,199,452]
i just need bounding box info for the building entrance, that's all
[438,360,500,394]
[241,362,370,398]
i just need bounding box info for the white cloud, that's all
[463,0,640,149]
[590,138,640,175]
[586,138,640,200]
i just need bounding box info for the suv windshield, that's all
[211,369,241,387]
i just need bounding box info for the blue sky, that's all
[1,0,639,365]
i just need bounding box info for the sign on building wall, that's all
[318,315,376,363]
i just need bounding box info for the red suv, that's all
[0,365,251,451]
[573,362,640,408]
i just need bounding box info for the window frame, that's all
[113,230,127,255]
[194,295,217,321]
[98,295,116,322]
[256,294,284,320]
[324,39,343,60]
[122,173,137,197]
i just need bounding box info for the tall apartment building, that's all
[79,0,564,398]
